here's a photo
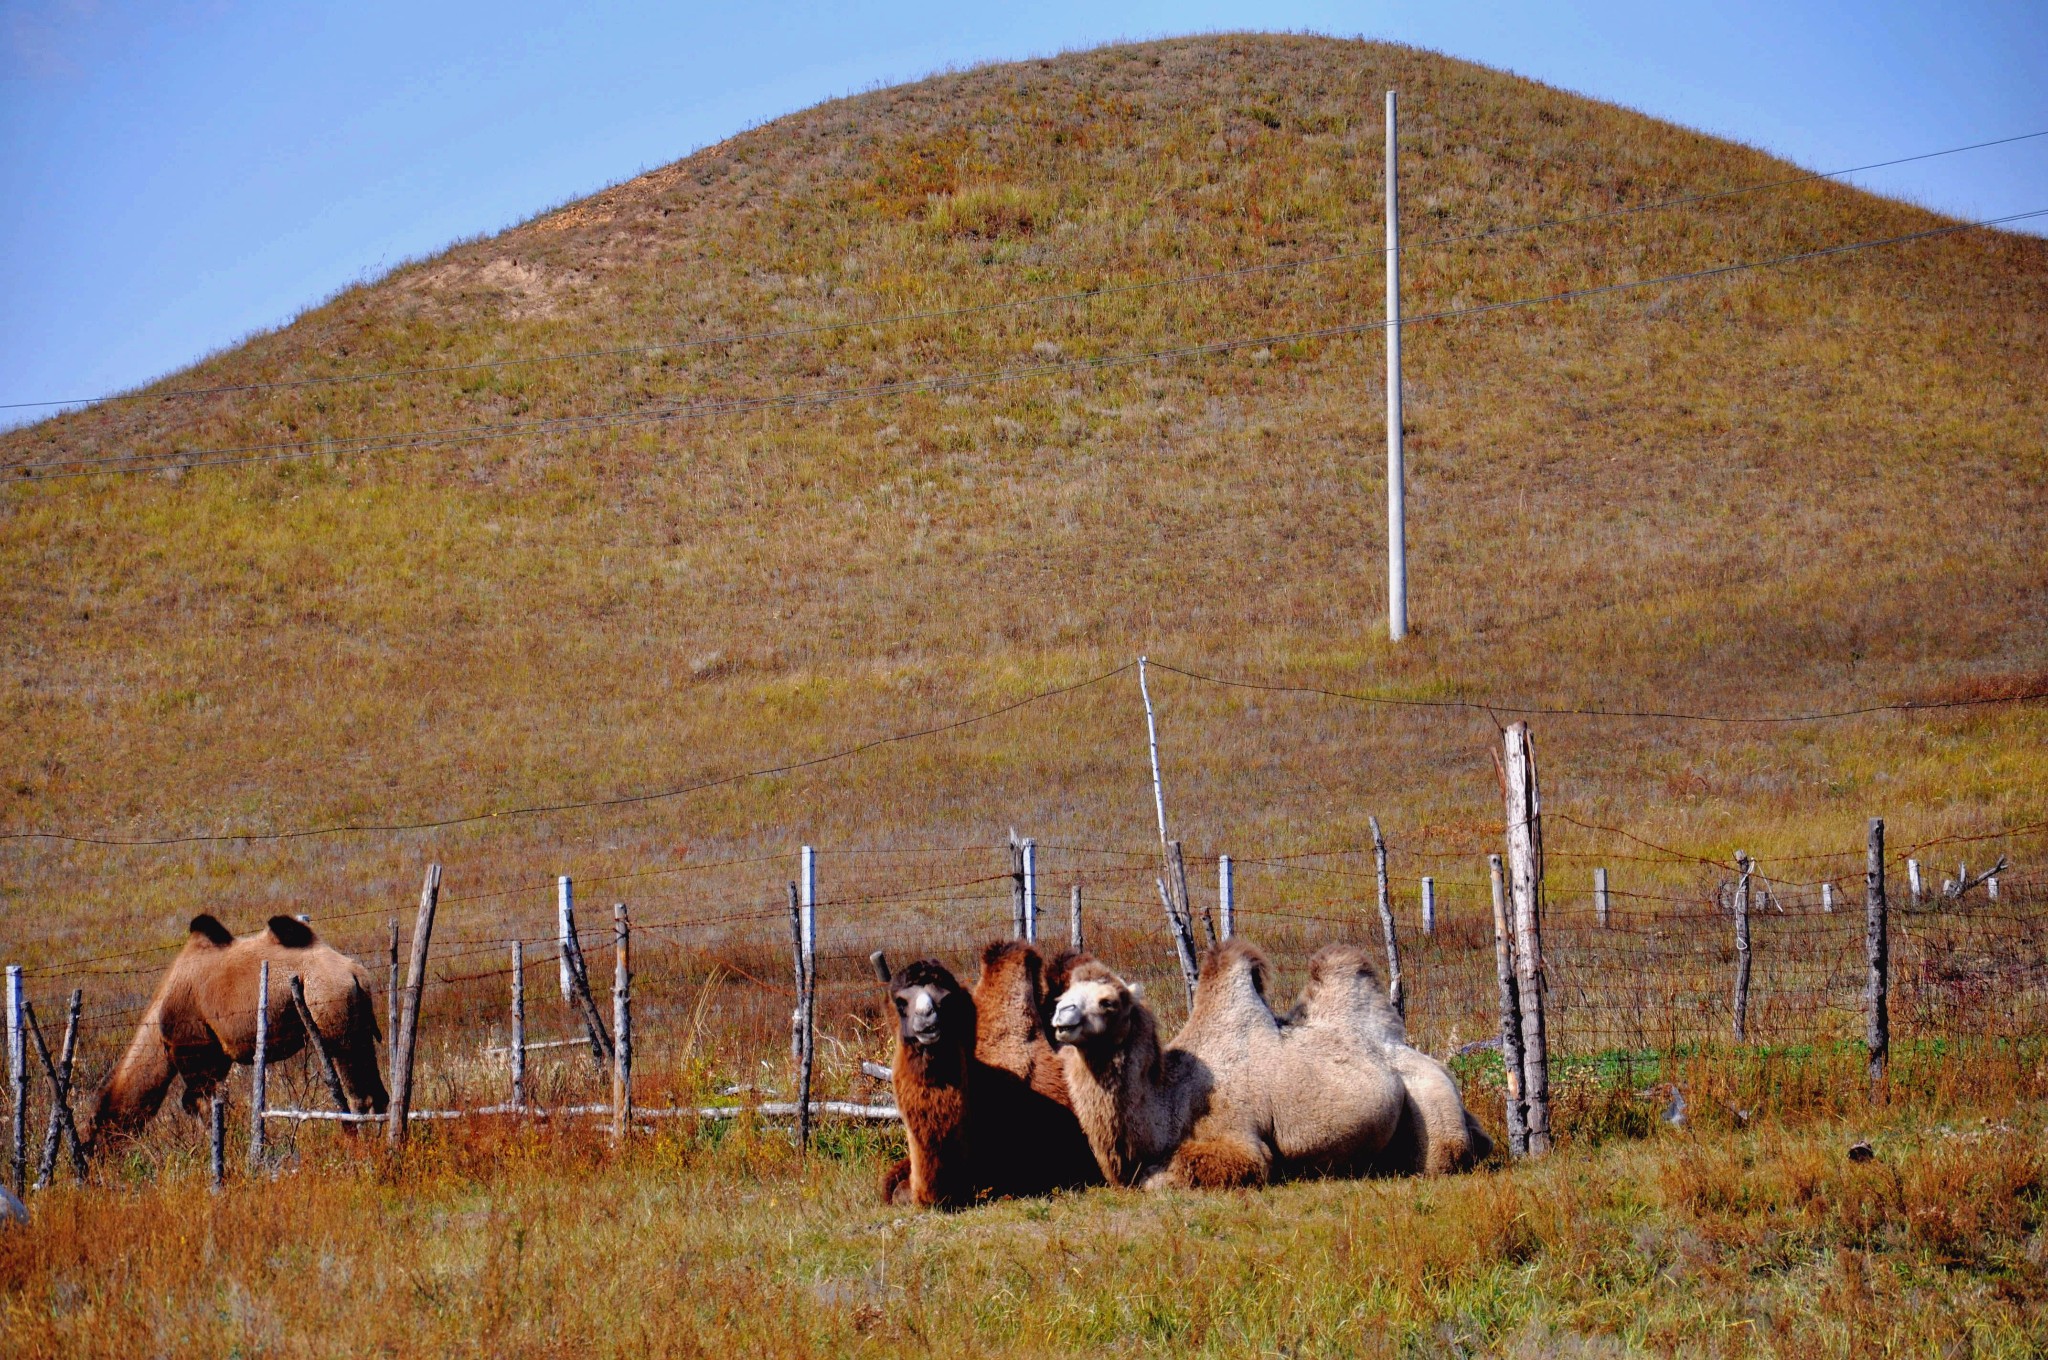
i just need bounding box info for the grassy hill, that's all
[4,32,2048,1357]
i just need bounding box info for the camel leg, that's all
[333,981,389,1116]
[175,1042,233,1117]
[1157,1134,1270,1190]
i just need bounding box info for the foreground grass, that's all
[5,1095,2044,1358]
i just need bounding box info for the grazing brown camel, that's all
[1048,939,1421,1188]
[879,955,1100,1209]
[89,914,387,1150]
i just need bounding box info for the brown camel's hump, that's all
[188,914,234,947]
[1198,938,1273,997]
[266,916,317,949]
[975,941,1048,1041]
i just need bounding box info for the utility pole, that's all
[1384,88,1407,642]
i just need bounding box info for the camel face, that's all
[890,960,968,1051]
[1048,970,1132,1048]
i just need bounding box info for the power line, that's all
[7,127,2042,415]
[1145,659,2048,725]
[0,661,1135,847]
[17,206,2045,482]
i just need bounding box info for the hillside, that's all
[3,31,2045,975]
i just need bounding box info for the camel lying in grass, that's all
[1048,939,1488,1188]
[879,944,1101,1208]
[90,914,387,1150]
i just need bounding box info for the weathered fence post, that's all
[1502,723,1551,1155]
[510,941,526,1110]
[1594,867,1610,928]
[386,917,400,1089]
[613,902,632,1141]
[209,1091,226,1192]
[562,890,612,1069]
[288,975,350,1118]
[557,876,577,1002]
[33,989,82,1188]
[1489,854,1529,1157]
[23,1003,85,1185]
[1866,818,1889,1094]
[250,960,269,1168]
[1155,869,1200,1006]
[387,863,441,1148]
[797,846,817,1153]
[1010,836,1028,939]
[1169,841,1211,952]
[1022,839,1038,944]
[1369,816,1404,1019]
[1907,857,1922,904]
[1070,884,1085,951]
[788,881,805,1062]
[1988,871,2000,901]
[1421,876,1436,937]
[6,965,23,1197]
[1732,852,1753,1043]
[1822,881,1835,913]
[1218,854,1235,941]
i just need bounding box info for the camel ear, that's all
[188,915,234,947]
[265,915,316,949]
[1128,981,1145,1003]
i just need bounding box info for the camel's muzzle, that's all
[1049,1001,1084,1044]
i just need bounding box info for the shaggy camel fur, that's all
[1286,943,1494,1175]
[90,915,386,1148]
[881,956,1100,1208]
[1049,939,1414,1188]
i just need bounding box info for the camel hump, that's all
[265,915,317,949]
[188,914,234,947]
[1199,938,1272,996]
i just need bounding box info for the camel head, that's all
[1048,959,1139,1050]
[889,960,973,1053]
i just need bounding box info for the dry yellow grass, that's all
[1,33,2046,1354]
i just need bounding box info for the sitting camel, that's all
[1049,938,1473,1188]
[879,951,1100,1208]
[1283,943,1493,1175]
[90,914,387,1149]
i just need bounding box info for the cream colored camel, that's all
[90,914,386,1148]
[1283,943,1493,1175]
[1048,939,1409,1188]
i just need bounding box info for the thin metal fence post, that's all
[250,960,269,1169]
[1594,867,1610,928]
[1022,839,1038,944]
[1421,876,1436,937]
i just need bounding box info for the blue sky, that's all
[2,1,2043,417]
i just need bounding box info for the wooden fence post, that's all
[557,876,577,1002]
[1501,723,1551,1155]
[1070,885,1085,951]
[33,989,82,1188]
[1155,873,1200,1007]
[250,961,269,1168]
[613,903,632,1141]
[510,941,526,1110]
[1022,840,1038,944]
[1369,817,1404,1019]
[1488,854,1528,1157]
[562,898,612,1070]
[1732,852,1753,1043]
[386,917,399,1089]
[1010,836,1027,939]
[797,846,817,1153]
[209,1091,226,1192]
[7,965,23,1198]
[1866,818,1889,1093]
[387,863,441,1148]
[1218,854,1235,941]
[288,975,350,1118]
[1594,867,1610,928]
[1421,876,1436,937]
[1169,841,1211,952]
[23,1003,85,1185]
[788,882,805,1061]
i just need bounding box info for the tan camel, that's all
[1048,939,1410,1188]
[89,914,387,1149]
[1282,943,1493,1175]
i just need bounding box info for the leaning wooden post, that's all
[612,903,632,1141]
[509,941,526,1111]
[34,989,82,1188]
[1502,723,1551,1156]
[7,965,24,1197]
[1069,885,1085,951]
[1168,841,1210,951]
[1022,840,1039,944]
[23,1003,85,1185]
[1155,875,1200,1007]
[209,1091,226,1192]
[250,960,270,1169]
[288,975,350,1117]
[387,863,441,1149]
[1218,854,1235,941]
[1732,852,1753,1043]
[1421,876,1436,937]
[385,917,400,1088]
[1369,816,1404,1019]
[1866,818,1889,1094]
[1594,867,1611,928]
[1489,854,1528,1157]
[797,846,817,1153]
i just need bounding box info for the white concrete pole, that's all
[1385,88,1407,642]
[557,875,576,1003]
[1218,854,1235,940]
